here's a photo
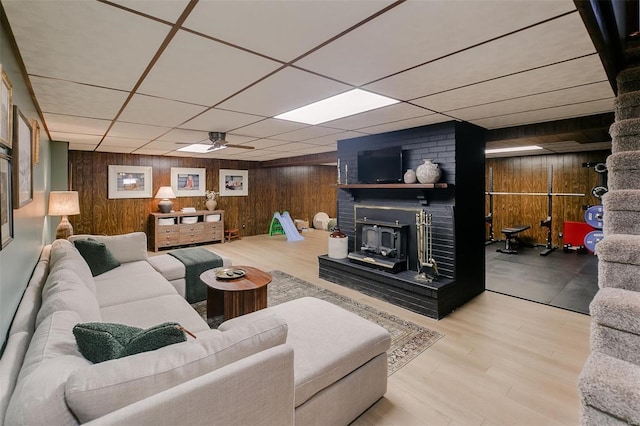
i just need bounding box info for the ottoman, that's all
[219,297,391,426]
[147,249,232,298]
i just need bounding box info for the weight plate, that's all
[585,205,604,229]
[591,186,608,199]
[584,231,604,252]
[594,163,607,174]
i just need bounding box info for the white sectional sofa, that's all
[0,232,391,425]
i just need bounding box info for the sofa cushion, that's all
[65,314,288,423]
[69,232,148,264]
[73,322,187,363]
[218,297,391,407]
[49,239,96,294]
[93,261,177,307]
[36,269,101,328]
[5,311,91,426]
[99,294,210,334]
[73,238,121,276]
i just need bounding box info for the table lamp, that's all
[155,186,176,213]
[48,191,80,239]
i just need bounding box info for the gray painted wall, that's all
[0,22,52,348]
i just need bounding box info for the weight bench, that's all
[497,225,531,254]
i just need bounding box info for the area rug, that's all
[192,270,443,375]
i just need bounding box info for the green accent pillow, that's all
[73,322,188,364]
[73,238,121,276]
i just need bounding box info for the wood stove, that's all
[347,219,409,273]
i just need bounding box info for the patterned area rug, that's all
[192,270,443,375]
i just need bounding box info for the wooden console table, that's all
[149,210,224,252]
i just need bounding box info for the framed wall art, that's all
[0,65,12,149]
[171,167,205,197]
[219,169,248,197]
[108,165,153,199]
[0,152,13,250]
[12,106,33,208]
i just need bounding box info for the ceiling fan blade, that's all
[224,144,255,150]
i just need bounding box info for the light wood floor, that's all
[193,230,590,426]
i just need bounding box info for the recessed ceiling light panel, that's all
[274,89,399,125]
[177,144,213,153]
[485,145,543,154]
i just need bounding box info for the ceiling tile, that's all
[184,1,395,62]
[364,13,596,101]
[217,67,352,117]
[141,140,183,150]
[272,126,344,142]
[100,136,149,148]
[236,138,291,150]
[109,121,171,140]
[157,129,208,144]
[118,94,208,127]
[96,145,136,153]
[44,114,111,135]
[296,0,576,85]
[180,108,264,132]
[307,131,369,146]
[3,0,171,90]
[357,114,451,135]
[447,82,613,121]
[471,98,614,129]
[50,132,102,145]
[32,77,128,119]
[232,118,308,138]
[137,30,282,106]
[108,0,191,23]
[322,103,432,130]
[410,55,610,112]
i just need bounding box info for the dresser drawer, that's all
[158,236,179,247]
[157,225,179,235]
[178,234,206,245]
[179,223,204,234]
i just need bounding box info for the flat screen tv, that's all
[357,146,404,184]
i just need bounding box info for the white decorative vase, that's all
[416,159,441,184]
[205,199,217,211]
[403,169,417,184]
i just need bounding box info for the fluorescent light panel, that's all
[485,145,543,154]
[177,143,227,153]
[275,89,399,125]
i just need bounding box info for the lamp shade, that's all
[155,186,176,199]
[48,191,80,216]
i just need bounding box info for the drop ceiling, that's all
[2,0,615,161]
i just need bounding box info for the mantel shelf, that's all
[335,183,452,189]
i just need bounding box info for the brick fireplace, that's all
[318,121,485,319]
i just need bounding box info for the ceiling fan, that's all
[204,132,254,152]
[175,132,255,153]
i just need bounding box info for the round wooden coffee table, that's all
[200,266,271,320]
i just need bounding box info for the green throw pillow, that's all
[73,238,121,276]
[73,322,188,364]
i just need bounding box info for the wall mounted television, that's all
[357,146,404,184]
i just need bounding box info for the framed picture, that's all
[108,165,153,199]
[0,66,12,149]
[0,152,13,250]
[171,167,205,197]
[220,169,248,197]
[12,106,33,208]
[31,118,40,165]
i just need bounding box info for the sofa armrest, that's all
[83,344,294,426]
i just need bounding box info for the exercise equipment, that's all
[497,225,531,254]
[584,205,604,229]
[583,162,609,200]
[485,165,585,257]
[485,167,497,245]
[539,165,556,256]
[584,230,605,252]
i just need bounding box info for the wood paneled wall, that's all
[67,151,337,238]
[486,151,609,245]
